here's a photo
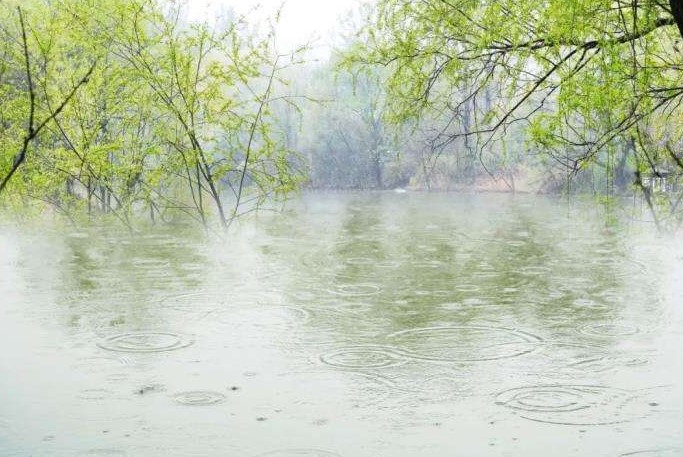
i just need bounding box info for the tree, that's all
[301,65,404,189]
[0,6,95,199]
[348,0,683,227]
[0,0,306,229]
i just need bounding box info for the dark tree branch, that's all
[0,7,96,195]
[669,0,683,39]
[487,16,675,53]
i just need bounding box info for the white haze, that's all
[185,0,362,58]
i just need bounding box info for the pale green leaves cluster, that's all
[0,0,305,228]
[350,0,683,172]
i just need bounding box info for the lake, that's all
[1,192,682,457]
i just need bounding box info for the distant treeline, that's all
[2,0,683,231]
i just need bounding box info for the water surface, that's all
[1,192,682,456]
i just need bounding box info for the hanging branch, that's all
[228,54,281,229]
[0,7,96,195]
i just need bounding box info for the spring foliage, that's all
[346,0,683,226]
[0,0,305,228]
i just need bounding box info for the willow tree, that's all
[0,0,305,229]
[23,0,158,227]
[349,0,683,227]
[106,2,305,229]
[0,3,97,216]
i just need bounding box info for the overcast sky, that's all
[186,0,363,57]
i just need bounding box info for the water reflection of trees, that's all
[54,226,210,332]
[274,193,656,350]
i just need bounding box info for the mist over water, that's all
[1,192,682,457]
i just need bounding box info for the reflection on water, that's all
[1,192,682,456]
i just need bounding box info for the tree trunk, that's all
[671,0,683,39]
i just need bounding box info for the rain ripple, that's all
[495,385,649,425]
[172,391,226,406]
[522,342,651,376]
[387,326,542,362]
[319,345,407,369]
[579,323,640,338]
[97,332,193,353]
[328,284,382,297]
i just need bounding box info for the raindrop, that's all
[328,284,381,297]
[131,258,170,269]
[495,385,642,425]
[387,326,542,362]
[579,323,639,338]
[518,266,552,276]
[344,257,374,265]
[566,355,648,373]
[97,332,193,353]
[330,301,372,314]
[453,284,481,293]
[135,383,165,395]
[160,292,231,311]
[319,345,406,369]
[172,391,226,406]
